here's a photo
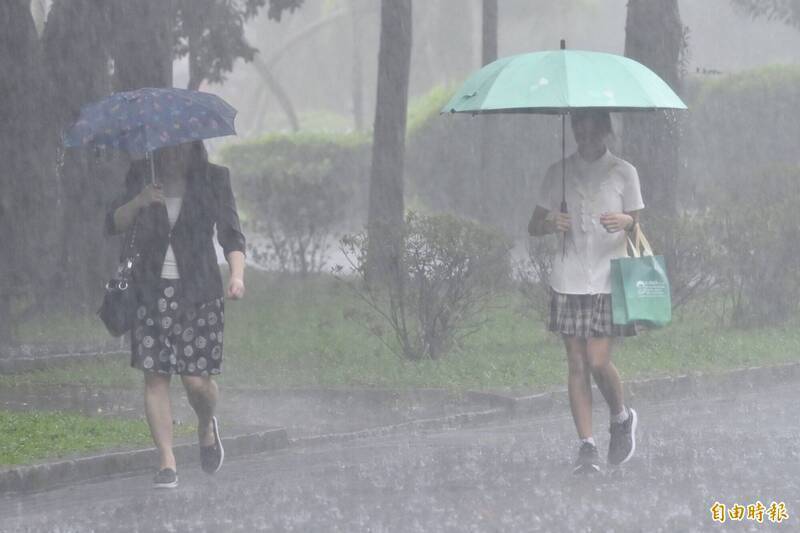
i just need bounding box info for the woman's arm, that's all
[528,205,571,236]
[599,210,641,233]
[112,184,164,233]
[213,166,247,299]
[226,251,245,300]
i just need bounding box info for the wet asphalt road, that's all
[2,383,799,532]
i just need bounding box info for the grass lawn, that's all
[0,410,194,467]
[10,313,109,346]
[3,270,800,392]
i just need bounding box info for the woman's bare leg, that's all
[586,337,624,416]
[144,372,176,470]
[181,375,218,446]
[564,336,593,439]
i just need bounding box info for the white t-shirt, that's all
[537,149,644,295]
[160,197,183,279]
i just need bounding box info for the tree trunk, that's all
[623,0,683,215]
[350,0,364,131]
[479,0,499,226]
[366,0,412,284]
[0,0,53,338]
[111,0,174,91]
[481,0,498,66]
[182,0,205,91]
[44,0,118,313]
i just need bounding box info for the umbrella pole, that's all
[559,38,568,258]
[148,151,156,185]
[561,113,567,257]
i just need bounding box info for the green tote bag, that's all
[611,225,671,327]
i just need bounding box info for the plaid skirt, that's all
[131,279,224,376]
[548,291,638,338]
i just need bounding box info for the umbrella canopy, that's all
[442,49,687,114]
[64,87,237,156]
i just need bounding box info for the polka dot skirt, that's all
[131,280,224,376]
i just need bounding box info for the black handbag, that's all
[98,218,140,337]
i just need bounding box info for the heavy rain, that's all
[1,0,799,531]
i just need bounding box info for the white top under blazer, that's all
[160,196,183,279]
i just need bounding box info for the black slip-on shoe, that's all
[200,416,224,474]
[608,407,638,466]
[153,468,178,489]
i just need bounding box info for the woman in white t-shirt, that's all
[528,110,642,474]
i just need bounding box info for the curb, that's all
[495,360,800,417]
[0,352,128,375]
[0,427,289,495]
[2,360,798,495]
[292,408,507,447]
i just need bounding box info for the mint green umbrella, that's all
[443,42,687,254]
[443,47,686,114]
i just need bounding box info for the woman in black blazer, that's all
[107,140,245,488]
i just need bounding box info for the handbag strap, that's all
[626,223,654,258]
[117,215,140,281]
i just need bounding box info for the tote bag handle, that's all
[626,223,654,258]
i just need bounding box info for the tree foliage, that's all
[730,0,800,28]
[174,0,304,90]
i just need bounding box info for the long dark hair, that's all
[129,140,209,182]
[186,140,209,178]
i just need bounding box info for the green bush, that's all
[220,133,369,273]
[683,65,800,208]
[708,166,800,326]
[515,236,557,321]
[338,211,511,361]
[247,163,350,275]
[220,131,370,223]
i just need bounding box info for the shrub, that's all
[249,166,349,275]
[515,235,557,321]
[220,131,370,225]
[220,132,368,274]
[708,166,800,326]
[337,211,511,361]
[683,65,800,208]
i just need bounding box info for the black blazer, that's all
[105,161,246,306]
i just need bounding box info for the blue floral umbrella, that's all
[64,87,237,182]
